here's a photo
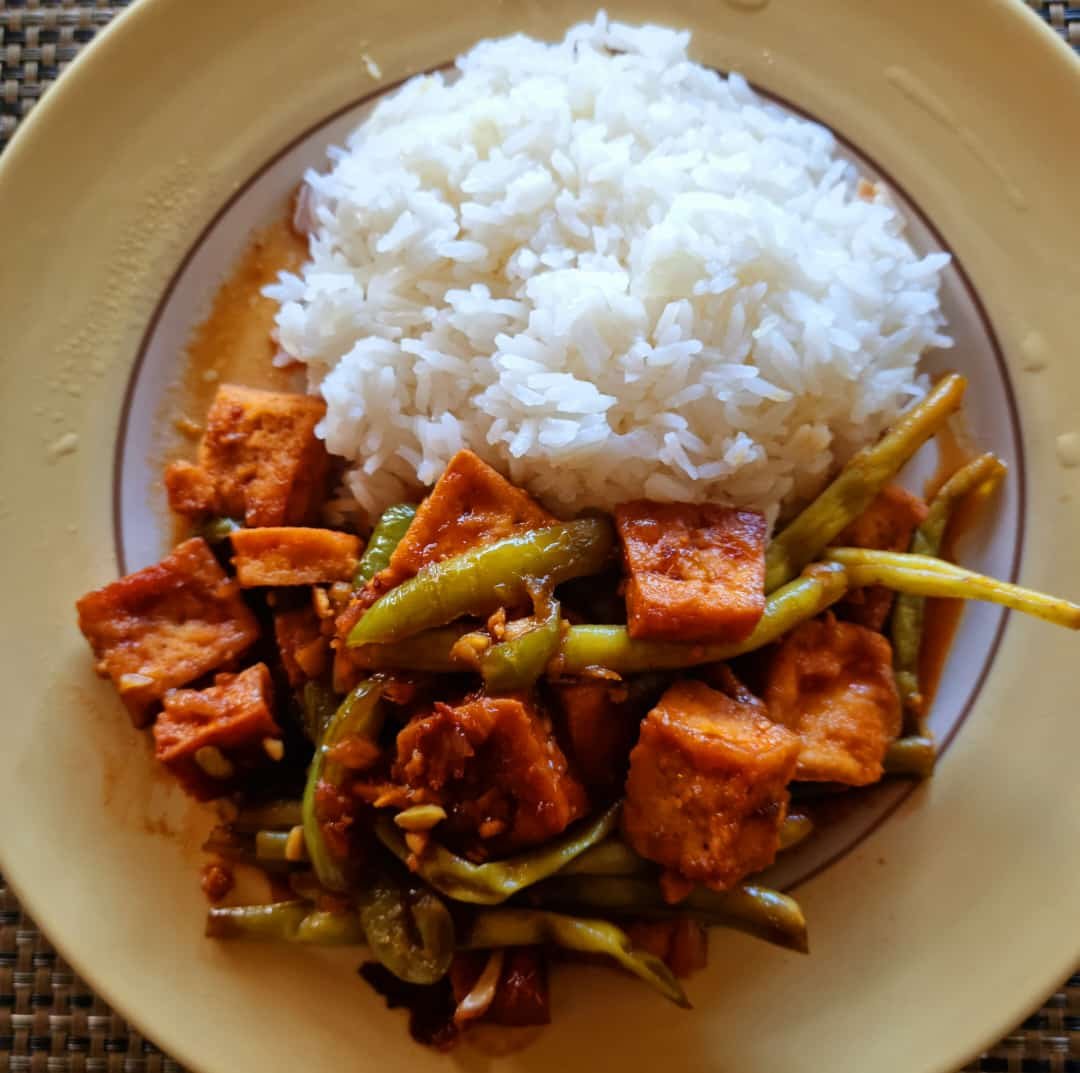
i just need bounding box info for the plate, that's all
[1,2,1078,1071]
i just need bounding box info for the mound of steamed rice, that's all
[267,13,951,525]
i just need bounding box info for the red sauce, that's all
[918,434,999,710]
[167,215,308,544]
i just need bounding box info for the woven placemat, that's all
[1,2,1077,1071]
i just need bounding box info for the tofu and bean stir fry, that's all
[76,373,1079,1049]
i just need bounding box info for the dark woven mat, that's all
[0,2,1077,1070]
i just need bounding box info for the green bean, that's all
[197,516,242,544]
[481,599,561,691]
[357,873,455,985]
[530,876,808,954]
[825,548,1080,629]
[884,735,937,778]
[254,829,291,861]
[205,901,365,945]
[354,503,418,587]
[348,519,614,647]
[352,624,479,673]
[778,812,815,851]
[765,374,967,592]
[300,681,338,743]
[892,454,1007,726]
[560,839,653,877]
[201,827,293,874]
[232,800,303,832]
[375,803,620,905]
[302,679,385,892]
[462,909,689,1008]
[557,565,848,675]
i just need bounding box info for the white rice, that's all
[267,13,951,525]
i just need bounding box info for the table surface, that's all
[1,1,1078,1070]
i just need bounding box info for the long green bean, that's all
[778,812,815,851]
[206,901,365,944]
[884,735,937,778]
[375,803,620,905]
[300,681,338,744]
[481,599,561,691]
[530,876,808,954]
[348,519,614,646]
[302,679,385,892]
[826,548,1080,629]
[892,454,1007,726]
[354,503,417,587]
[232,800,303,832]
[765,374,967,592]
[462,909,689,1008]
[357,873,455,984]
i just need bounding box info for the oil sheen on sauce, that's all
[918,425,992,710]
[181,216,308,418]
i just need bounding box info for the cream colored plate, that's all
[1,2,1078,1071]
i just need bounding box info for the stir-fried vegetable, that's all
[195,516,242,545]
[558,565,848,675]
[529,876,808,954]
[883,735,937,778]
[462,909,689,1008]
[353,503,418,587]
[765,374,967,592]
[348,519,614,647]
[302,679,385,892]
[481,599,562,691]
[206,901,365,945]
[778,813,815,851]
[826,548,1080,629]
[300,681,338,744]
[232,800,303,832]
[892,453,1007,724]
[375,804,620,905]
[357,872,455,985]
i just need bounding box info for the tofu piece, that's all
[615,501,767,642]
[164,384,329,527]
[552,681,640,793]
[394,696,587,853]
[229,527,361,587]
[765,615,902,785]
[834,485,929,632]
[75,537,260,726]
[380,449,556,589]
[273,605,329,686]
[153,663,280,800]
[621,680,799,891]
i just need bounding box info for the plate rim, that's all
[0,2,1078,1072]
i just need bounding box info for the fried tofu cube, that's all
[164,384,329,527]
[552,681,641,793]
[765,615,901,785]
[621,680,799,891]
[615,501,767,643]
[835,485,929,632]
[394,695,587,852]
[153,663,280,799]
[380,449,556,588]
[273,605,329,686]
[229,527,361,587]
[75,537,260,726]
